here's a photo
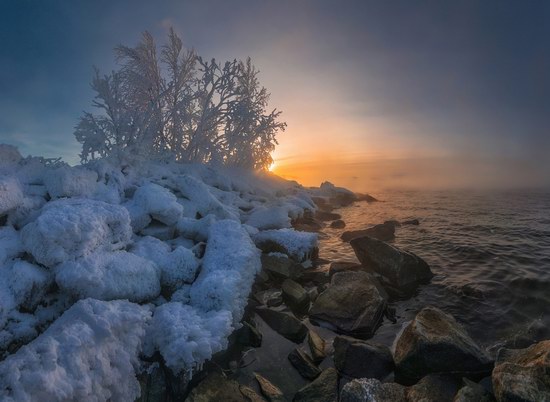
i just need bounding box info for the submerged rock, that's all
[333,336,394,379]
[293,368,338,402]
[394,307,493,384]
[255,308,308,343]
[340,378,406,402]
[330,219,346,229]
[254,373,286,402]
[288,348,321,380]
[309,271,387,338]
[350,236,433,291]
[492,340,550,402]
[341,222,395,242]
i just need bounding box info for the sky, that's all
[1,1,549,190]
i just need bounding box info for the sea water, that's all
[318,189,550,350]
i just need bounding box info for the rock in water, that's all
[185,372,248,402]
[340,378,407,402]
[333,336,394,379]
[330,219,346,229]
[293,368,338,402]
[255,308,308,343]
[492,340,550,402]
[288,348,321,380]
[394,307,493,384]
[254,373,286,402]
[454,378,495,402]
[314,210,342,221]
[350,236,433,291]
[341,222,395,242]
[309,271,387,338]
[307,330,327,363]
[406,374,462,402]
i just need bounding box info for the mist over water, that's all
[318,189,550,349]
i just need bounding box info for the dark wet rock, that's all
[288,348,322,380]
[329,219,346,229]
[333,335,394,379]
[394,307,493,384]
[311,196,333,212]
[328,261,363,279]
[240,385,268,402]
[255,270,271,285]
[293,368,338,402]
[314,210,342,221]
[298,269,329,287]
[350,236,433,291]
[318,182,357,207]
[306,287,319,303]
[256,308,308,343]
[355,193,378,203]
[261,254,303,281]
[307,330,327,363]
[185,372,248,402]
[453,378,495,402]
[137,363,168,402]
[403,219,420,225]
[340,378,406,402]
[406,374,462,402]
[282,279,309,311]
[492,340,550,402]
[254,373,287,402]
[254,289,284,308]
[341,222,395,242]
[236,321,263,348]
[384,220,401,228]
[309,271,387,338]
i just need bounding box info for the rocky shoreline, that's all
[140,191,550,401]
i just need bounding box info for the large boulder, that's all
[341,222,395,242]
[340,378,406,402]
[309,271,387,338]
[255,308,308,343]
[492,340,550,402]
[333,336,394,379]
[394,307,493,384]
[350,236,433,291]
[293,368,338,402]
[406,374,462,402]
[453,378,495,402]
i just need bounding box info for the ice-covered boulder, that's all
[0,177,24,216]
[3,260,51,312]
[253,228,318,262]
[143,303,233,374]
[22,199,133,267]
[190,219,261,322]
[44,166,99,199]
[55,251,160,302]
[0,299,151,402]
[132,182,183,226]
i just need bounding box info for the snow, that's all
[190,220,261,321]
[253,228,318,262]
[55,251,161,302]
[143,303,232,374]
[44,166,99,199]
[22,198,133,267]
[0,299,151,402]
[0,144,326,400]
[0,177,24,216]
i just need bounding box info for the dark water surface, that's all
[318,189,550,350]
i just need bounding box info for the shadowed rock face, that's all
[333,335,394,379]
[350,236,433,291]
[293,368,338,402]
[309,271,387,339]
[492,340,550,402]
[394,307,493,384]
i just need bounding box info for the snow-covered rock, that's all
[245,206,292,230]
[22,198,133,267]
[0,177,24,216]
[0,299,151,402]
[55,251,160,302]
[44,166,99,199]
[253,228,318,262]
[132,182,183,226]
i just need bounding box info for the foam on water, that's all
[318,189,550,350]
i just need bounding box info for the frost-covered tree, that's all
[75,28,285,169]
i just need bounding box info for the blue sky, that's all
[1,1,549,188]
